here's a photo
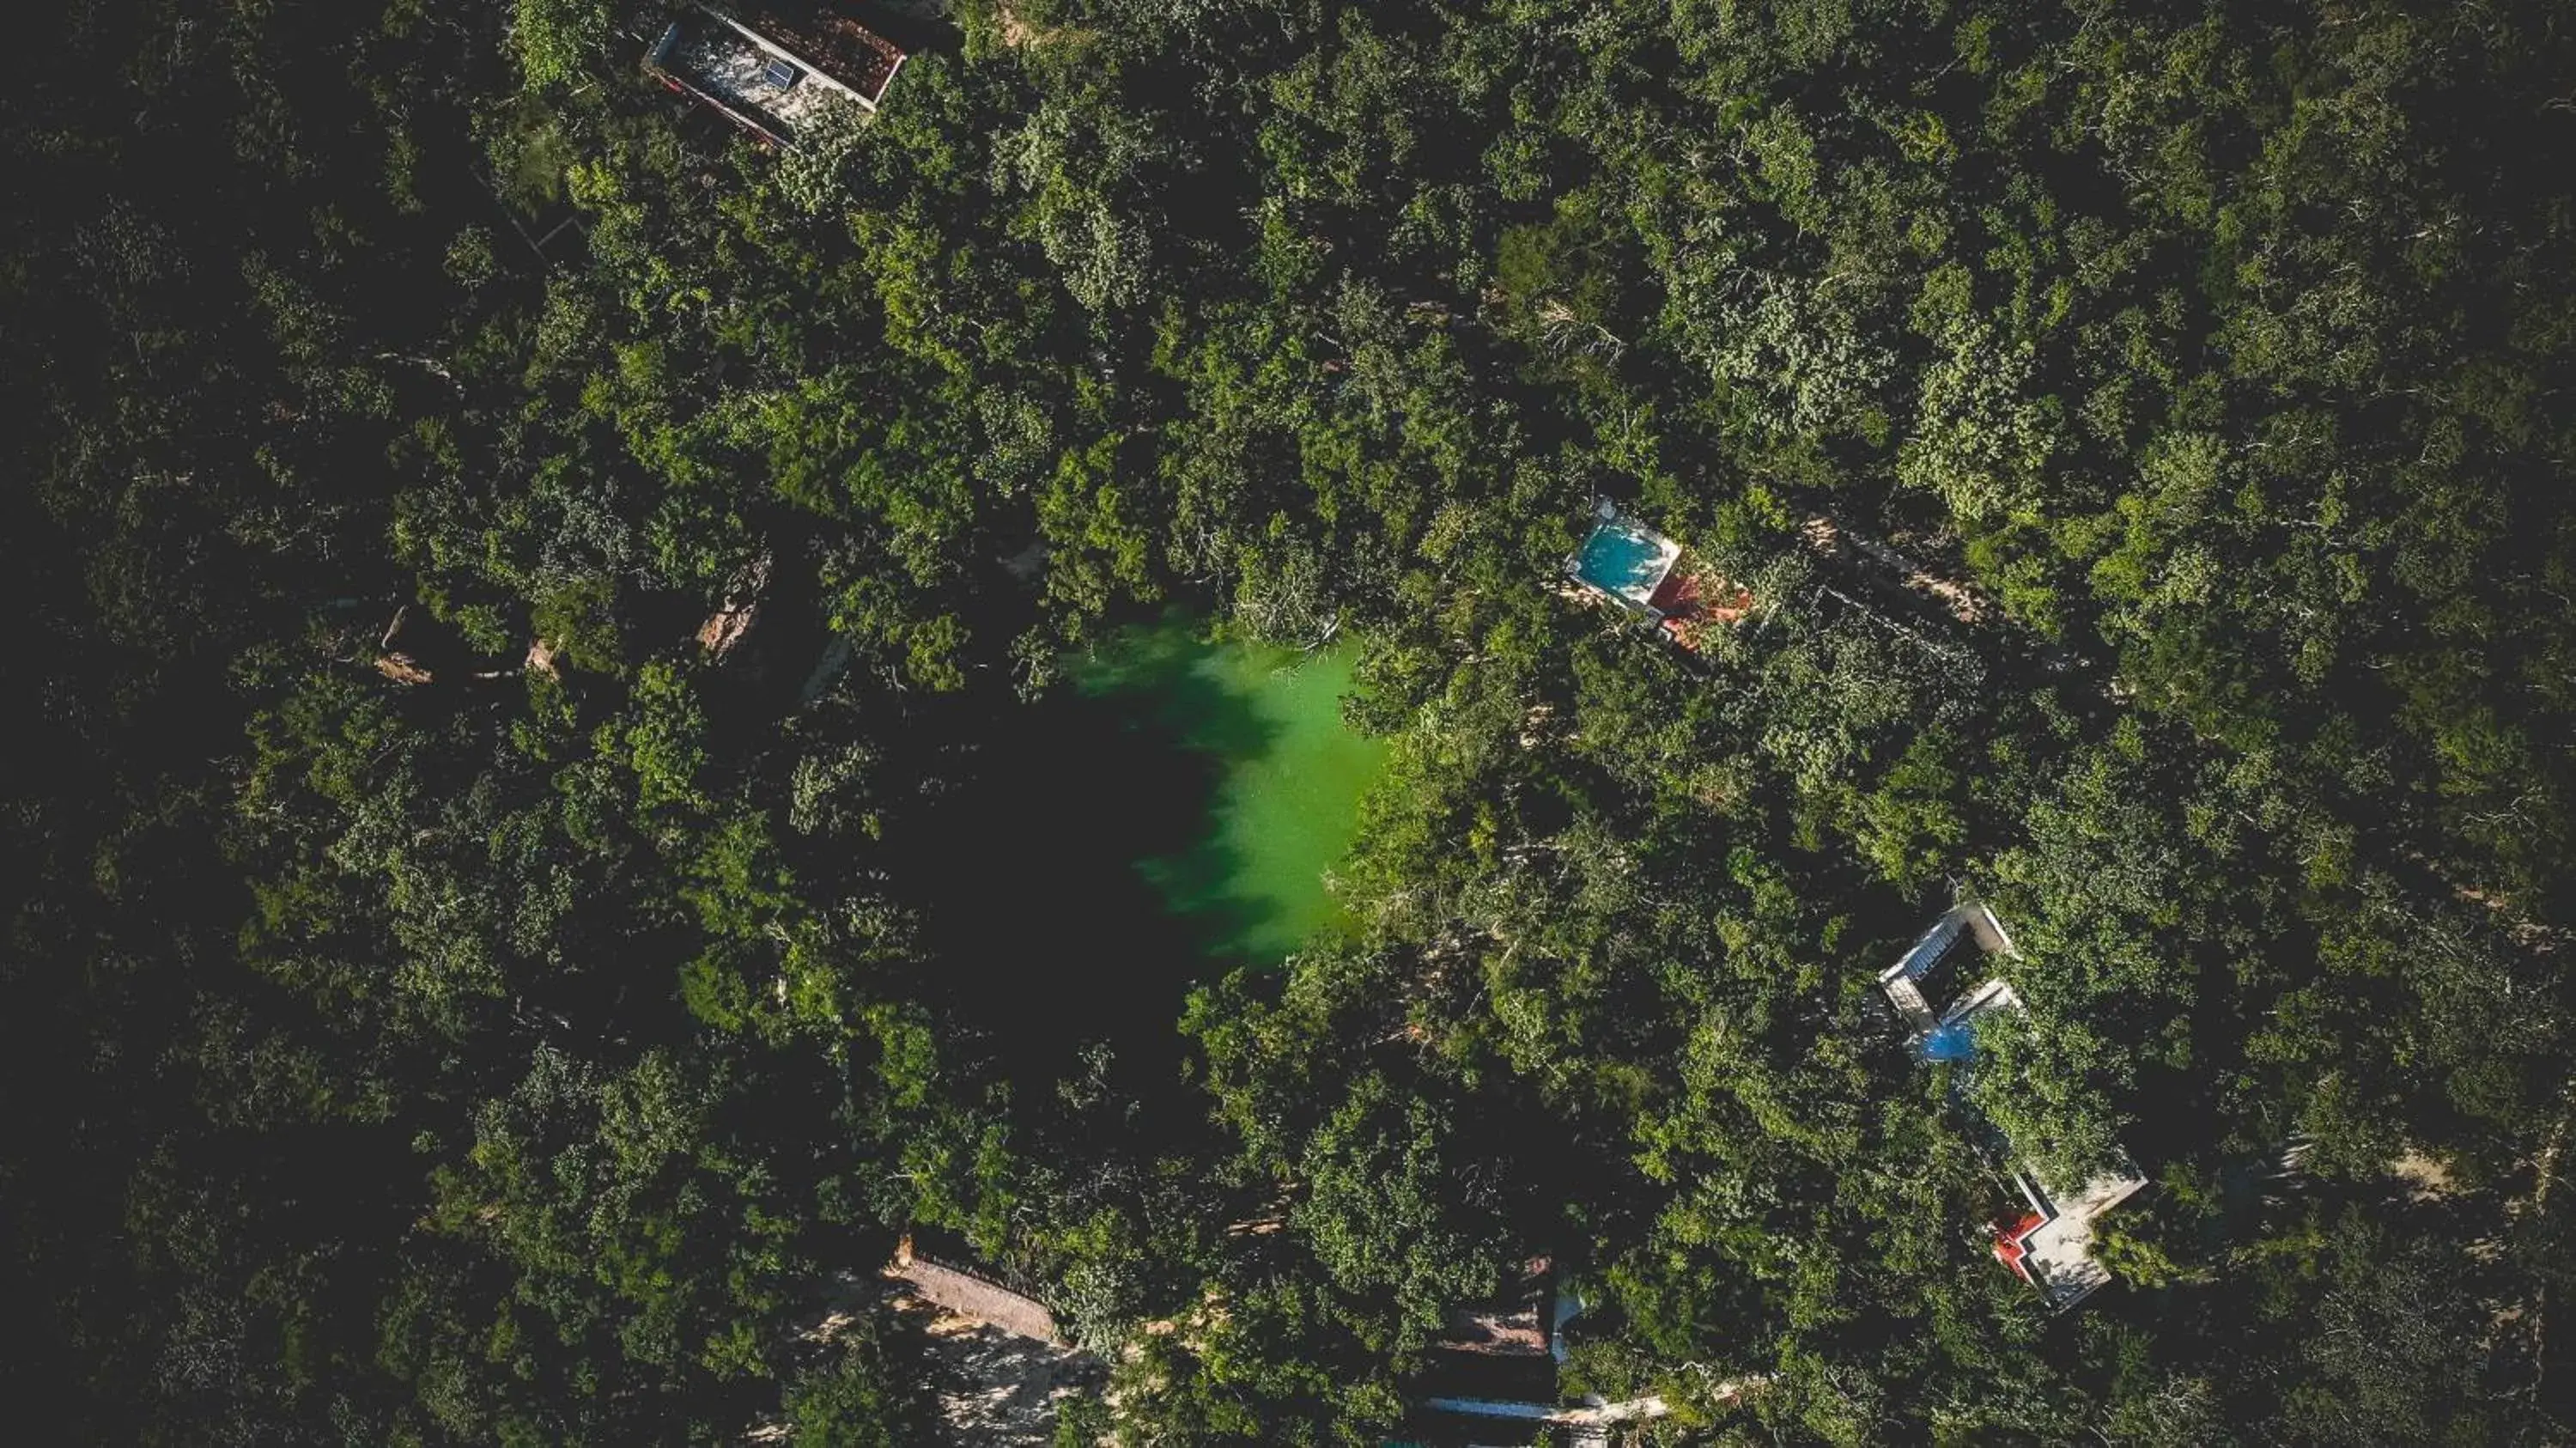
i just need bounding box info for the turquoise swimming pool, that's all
[1571,512,1680,605]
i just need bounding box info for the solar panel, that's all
[762,58,799,88]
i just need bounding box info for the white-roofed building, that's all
[1878,903,2148,1311]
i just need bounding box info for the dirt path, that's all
[893,1285,1103,1446]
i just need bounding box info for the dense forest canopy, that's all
[6,0,2576,1442]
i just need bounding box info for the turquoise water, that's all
[1573,514,1677,602]
[1922,1021,1979,1062]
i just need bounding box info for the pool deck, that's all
[1559,500,1757,654]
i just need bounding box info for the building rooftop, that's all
[646,2,903,147]
[882,1238,1064,1346]
[1879,902,2013,1036]
[1997,1153,2148,1310]
[734,3,902,102]
[1880,906,2146,1311]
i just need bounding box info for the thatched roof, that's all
[697,551,770,659]
[884,1248,1063,1346]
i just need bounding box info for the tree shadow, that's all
[844,0,964,61]
[913,616,1291,1086]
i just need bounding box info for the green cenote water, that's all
[923,614,1386,1071]
[1070,618,1388,961]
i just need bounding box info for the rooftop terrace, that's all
[734,3,902,101]
[1997,1153,2148,1310]
[646,2,902,147]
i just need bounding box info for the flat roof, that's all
[1880,903,2005,1034]
[734,1,902,103]
[2008,1157,2148,1309]
[646,2,902,146]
